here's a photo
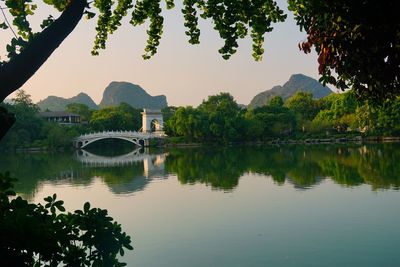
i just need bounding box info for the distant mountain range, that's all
[37,82,168,111]
[36,74,331,111]
[248,74,333,108]
[99,82,167,109]
[37,93,98,111]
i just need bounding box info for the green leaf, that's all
[85,11,96,20]
[0,22,9,30]
[84,202,90,212]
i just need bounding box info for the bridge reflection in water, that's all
[75,148,168,178]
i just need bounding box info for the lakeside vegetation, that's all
[165,92,400,144]
[0,172,133,266]
[1,89,400,150]
[0,90,144,150]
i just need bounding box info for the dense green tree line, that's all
[89,103,142,132]
[0,90,79,149]
[165,91,400,143]
[0,90,144,150]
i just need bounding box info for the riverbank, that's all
[162,135,400,148]
[2,135,400,152]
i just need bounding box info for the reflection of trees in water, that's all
[340,144,400,190]
[165,144,400,191]
[0,149,167,199]
[1,144,399,197]
[0,153,89,199]
[165,147,247,191]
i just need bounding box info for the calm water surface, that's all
[1,144,399,267]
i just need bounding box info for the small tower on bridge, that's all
[141,109,164,133]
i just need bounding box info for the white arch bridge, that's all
[73,130,165,148]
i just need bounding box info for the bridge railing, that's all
[74,130,166,141]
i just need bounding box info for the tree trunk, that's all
[0,0,87,138]
[0,0,87,102]
[0,107,15,140]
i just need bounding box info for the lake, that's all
[1,143,399,266]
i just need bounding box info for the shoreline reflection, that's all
[0,144,398,199]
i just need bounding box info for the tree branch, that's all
[0,0,87,102]
[0,6,18,39]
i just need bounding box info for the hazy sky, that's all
[2,0,321,106]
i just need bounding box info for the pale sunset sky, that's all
[2,0,321,106]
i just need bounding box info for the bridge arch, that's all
[79,136,144,148]
[73,131,159,149]
[73,131,165,149]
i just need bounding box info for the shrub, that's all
[0,172,133,266]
